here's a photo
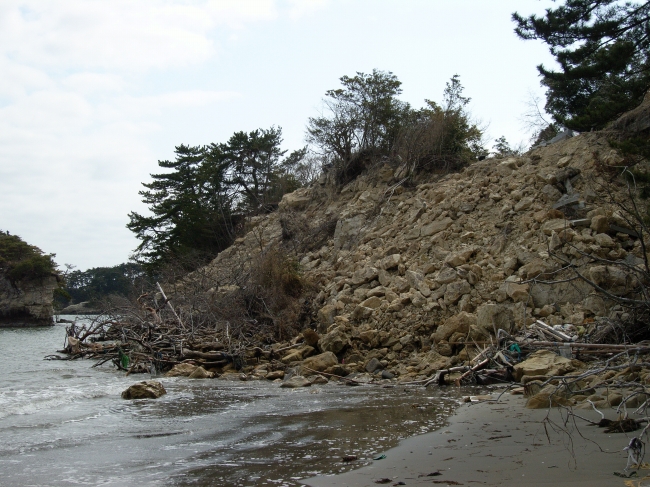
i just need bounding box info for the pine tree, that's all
[513,1,650,131]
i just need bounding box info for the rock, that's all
[281,376,312,388]
[526,392,571,409]
[282,350,304,363]
[325,364,351,376]
[434,311,476,343]
[333,214,366,250]
[380,254,401,270]
[476,304,514,335]
[188,366,213,379]
[302,351,338,373]
[542,218,569,236]
[302,328,320,347]
[266,370,285,380]
[278,188,312,211]
[319,328,350,354]
[351,267,379,285]
[360,296,382,309]
[513,350,583,382]
[421,217,453,237]
[121,380,167,399]
[590,214,609,234]
[317,305,337,328]
[365,357,384,373]
[381,370,395,380]
[309,375,329,385]
[444,280,471,304]
[352,305,373,320]
[435,267,457,284]
[0,274,58,326]
[594,233,615,248]
[165,363,198,377]
[505,282,530,302]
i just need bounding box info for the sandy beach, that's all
[305,393,647,487]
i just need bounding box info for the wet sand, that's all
[305,393,644,487]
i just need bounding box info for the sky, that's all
[0,0,557,271]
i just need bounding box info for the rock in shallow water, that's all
[280,376,312,388]
[121,380,167,399]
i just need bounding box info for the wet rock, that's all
[121,380,166,399]
[165,363,197,377]
[188,366,214,379]
[381,370,395,380]
[309,375,329,385]
[265,370,285,380]
[302,351,338,373]
[281,376,312,388]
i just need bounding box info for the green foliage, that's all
[127,144,237,271]
[0,231,57,284]
[307,69,409,183]
[513,1,650,131]
[63,263,144,304]
[493,136,523,157]
[308,71,485,182]
[128,128,307,271]
[209,127,294,212]
[394,75,486,173]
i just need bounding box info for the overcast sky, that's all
[0,0,556,271]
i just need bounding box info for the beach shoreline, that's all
[304,393,643,487]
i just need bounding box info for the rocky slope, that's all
[186,130,645,381]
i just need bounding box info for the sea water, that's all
[0,319,459,486]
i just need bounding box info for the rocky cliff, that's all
[182,129,646,381]
[0,275,57,326]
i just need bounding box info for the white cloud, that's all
[285,0,329,20]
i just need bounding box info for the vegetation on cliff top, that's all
[0,231,57,285]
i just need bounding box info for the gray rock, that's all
[365,357,384,373]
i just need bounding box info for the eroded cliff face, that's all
[181,130,646,380]
[0,275,57,326]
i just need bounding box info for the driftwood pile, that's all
[47,285,261,375]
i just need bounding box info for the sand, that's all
[304,393,647,487]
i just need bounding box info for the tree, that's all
[127,144,235,271]
[306,69,408,181]
[128,128,303,271]
[63,263,144,304]
[209,127,289,212]
[513,1,650,131]
[0,231,57,285]
[393,75,486,173]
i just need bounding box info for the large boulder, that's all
[333,214,366,250]
[433,312,476,343]
[319,327,350,354]
[278,188,312,211]
[513,350,584,382]
[302,351,338,373]
[121,380,167,399]
[165,363,198,377]
[188,366,214,379]
[476,304,514,336]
